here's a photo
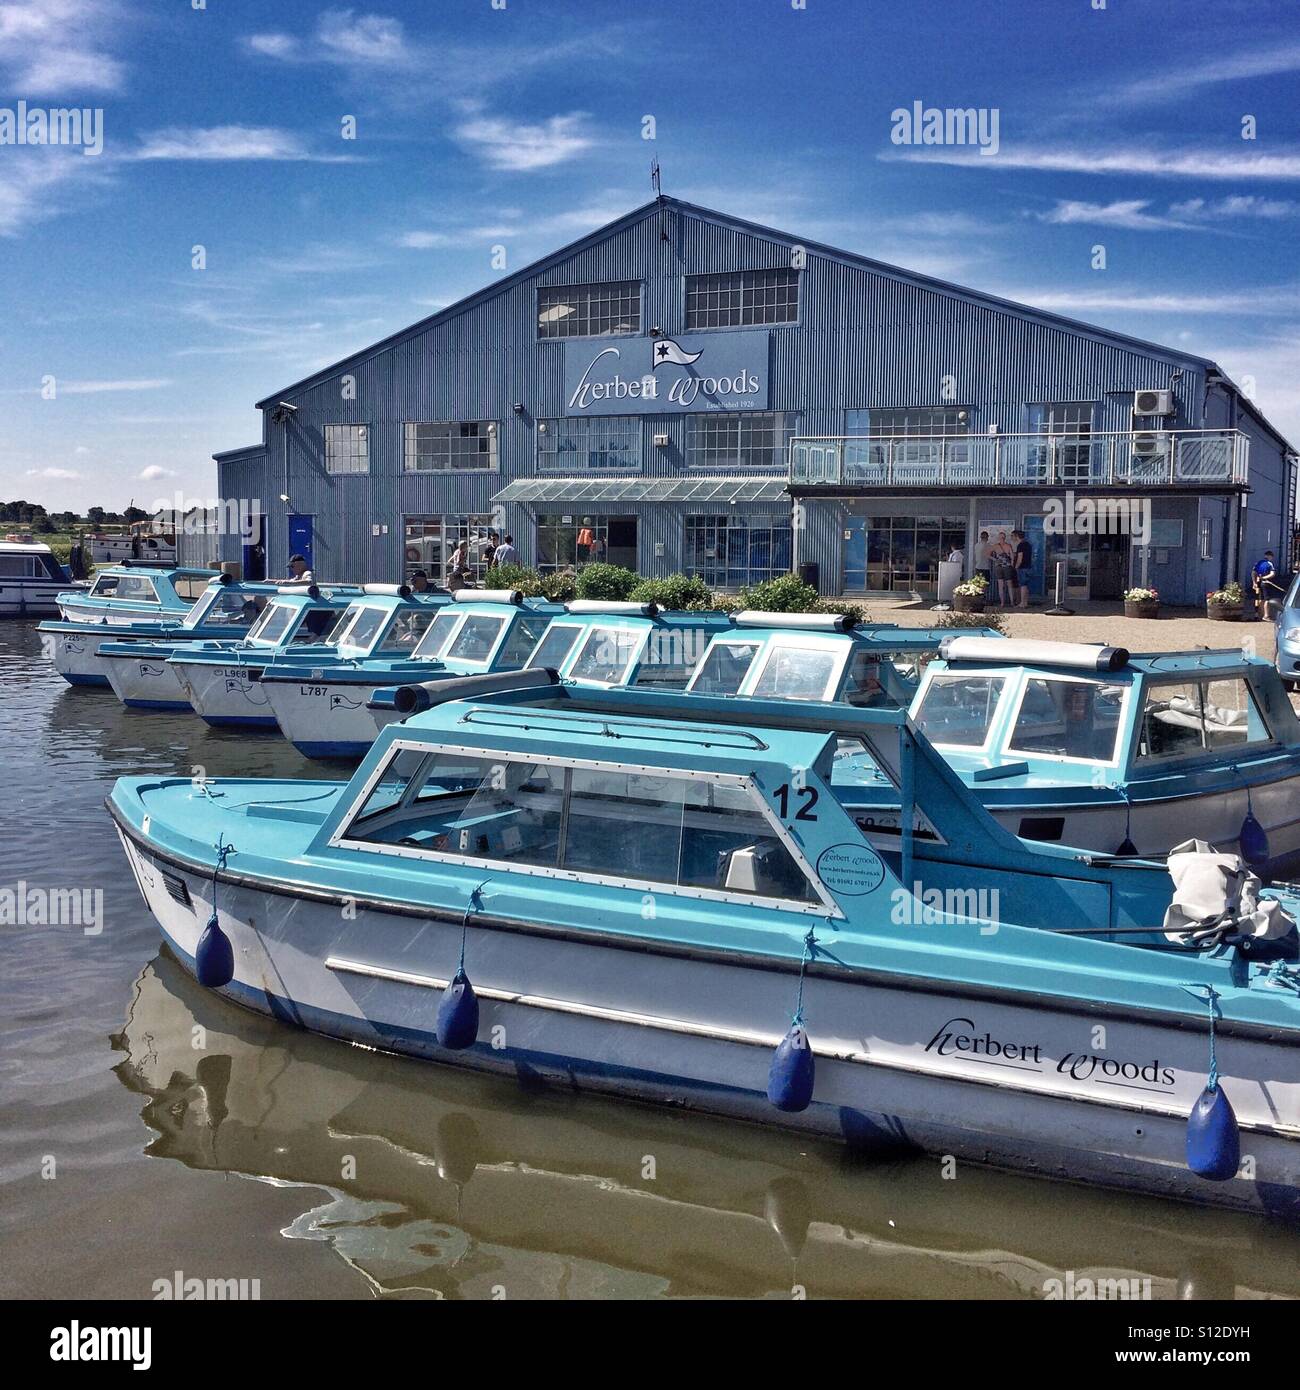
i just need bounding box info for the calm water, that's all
[1,621,1297,1301]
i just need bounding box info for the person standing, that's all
[990,531,1015,606]
[973,531,992,589]
[280,554,314,583]
[1253,550,1282,620]
[1011,529,1033,609]
[493,534,520,568]
[447,539,471,589]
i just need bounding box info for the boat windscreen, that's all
[1006,677,1126,763]
[689,641,761,695]
[750,644,842,702]
[913,673,1009,748]
[413,610,462,659]
[568,626,642,684]
[183,588,263,630]
[526,623,582,673]
[376,609,436,654]
[444,614,507,664]
[245,603,296,646]
[341,750,819,903]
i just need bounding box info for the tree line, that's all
[1,501,152,531]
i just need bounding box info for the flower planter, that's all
[953,593,986,613]
[1124,599,1160,619]
[1207,602,1242,622]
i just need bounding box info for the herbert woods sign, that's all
[563,330,769,416]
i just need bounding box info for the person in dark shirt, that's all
[1011,530,1033,609]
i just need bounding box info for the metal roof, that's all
[491,475,791,505]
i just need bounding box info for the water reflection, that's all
[114,951,1300,1301]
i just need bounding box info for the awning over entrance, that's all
[491,476,791,505]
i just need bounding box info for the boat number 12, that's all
[774,783,819,821]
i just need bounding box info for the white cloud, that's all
[0,151,110,236]
[131,126,356,163]
[884,145,1300,181]
[453,113,593,171]
[1169,195,1299,220]
[26,466,82,479]
[0,0,125,94]
[245,8,413,68]
[988,285,1300,316]
[138,465,175,481]
[245,33,299,60]
[1107,41,1300,108]
[1036,199,1196,231]
[52,378,172,395]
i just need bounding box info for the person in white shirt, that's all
[281,554,314,583]
[493,534,520,568]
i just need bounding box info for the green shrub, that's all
[574,562,639,601]
[816,599,869,626]
[936,609,1008,636]
[489,563,543,596]
[539,568,578,603]
[628,574,715,610]
[736,574,820,613]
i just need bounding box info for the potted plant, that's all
[1206,581,1243,621]
[952,573,988,613]
[1123,585,1160,619]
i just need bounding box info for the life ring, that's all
[405,545,420,563]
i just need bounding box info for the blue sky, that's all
[1,0,1298,512]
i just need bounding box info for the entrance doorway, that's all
[287,514,314,572]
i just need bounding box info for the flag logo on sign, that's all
[652,338,702,369]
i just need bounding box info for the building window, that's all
[1026,401,1097,484]
[685,269,799,329]
[687,412,797,471]
[847,406,971,437]
[403,515,496,584]
[324,424,369,474]
[845,514,968,592]
[536,515,638,573]
[537,281,640,338]
[537,417,641,473]
[685,515,792,588]
[404,421,498,472]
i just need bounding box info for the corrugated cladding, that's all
[215,198,1287,588]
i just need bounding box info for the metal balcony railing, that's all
[788,429,1249,489]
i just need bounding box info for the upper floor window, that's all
[687,412,797,471]
[325,423,369,474]
[537,281,640,338]
[538,416,640,472]
[685,268,799,329]
[404,421,498,472]
[848,406,971,438]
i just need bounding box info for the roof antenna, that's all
[651,157,669,240]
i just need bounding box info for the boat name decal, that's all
[925,1016,1177,1089]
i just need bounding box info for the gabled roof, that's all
[254,196,1290,451]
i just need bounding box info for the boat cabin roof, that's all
[409,595,565,673]
[911,636,1300,779]
[687,620,1003,707]
[523,605,733,688]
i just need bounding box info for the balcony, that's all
[789,429,1249,490]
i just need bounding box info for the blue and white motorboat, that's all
[260,590,565,758]
[54,564,216,625]
[40,574,288,691]
[686,612,1003,707]
[169,586,447,728]
[298,598,735,761]
[0,538,78,618]
[109,682,1300,1217]
[819,636,1300,875]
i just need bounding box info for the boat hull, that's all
[40,626,128,687]
[0,578,70,618]
[101,649,191,710]
[117,827,1300,1221]
[172,658,277,727]
[263,678,387,758]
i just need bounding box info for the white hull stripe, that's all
[322,955,1297,1137]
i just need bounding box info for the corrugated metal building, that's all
[214,197,1296,604]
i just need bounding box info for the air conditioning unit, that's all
[653,433,669,447]
[1132,431,1169,456]
[1133,389,1174,416]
